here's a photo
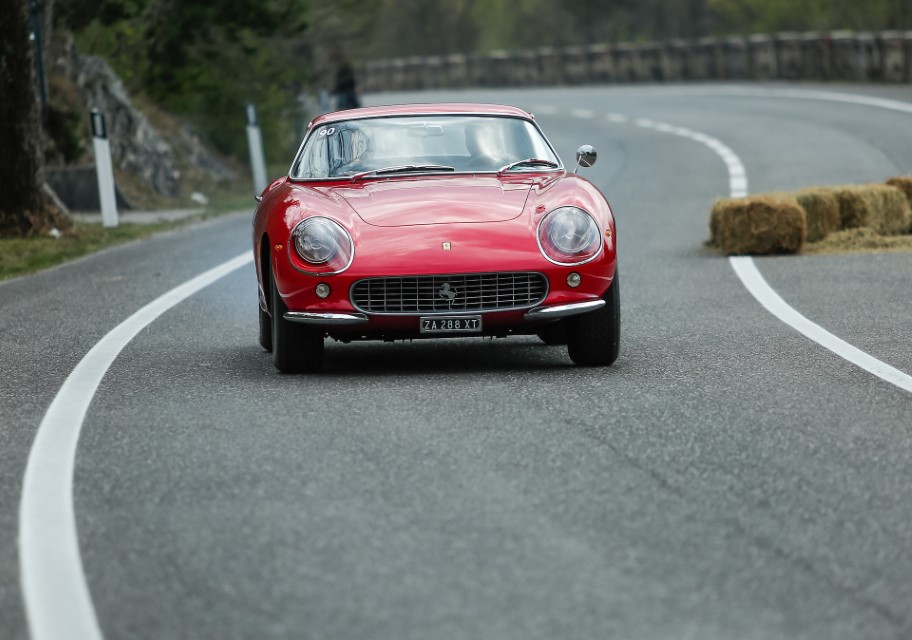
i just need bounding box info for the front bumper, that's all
[284,298,604,326]
[285,311,369,325]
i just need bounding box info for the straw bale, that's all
[831,184,912,235]
[793,188,840,242]
[710,195,806,255]
[886,176,912,210]
[805,227,912,254]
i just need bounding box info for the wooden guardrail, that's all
[358,31,912,92]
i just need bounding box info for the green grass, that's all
[0,193,253,282]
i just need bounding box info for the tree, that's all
[0,0,59,237]
[139,0,312,160]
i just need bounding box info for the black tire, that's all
[566,272,620,367]
[536,322,568,345]
[259,294,273,352]
[271,274,325,373]
[259,241,273,352]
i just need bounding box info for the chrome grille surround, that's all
[350,272,549,315]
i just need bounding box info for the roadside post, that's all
[91,109,119,228]
[246,104,268,196]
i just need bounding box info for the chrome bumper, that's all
[524,299,605,321]
[284,311,369,326]
[285,300,602,327]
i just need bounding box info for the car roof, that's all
[309,103,534,128]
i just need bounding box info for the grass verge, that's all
[0,192,252,283]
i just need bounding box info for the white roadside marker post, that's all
[91,108,118,228]
[246,103,268,196]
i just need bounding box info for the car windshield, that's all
[290,115,560,180]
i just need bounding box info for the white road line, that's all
[19,252,253,640]
[731,257,912,393]
[705,86,912,116]
[634,118,748,197]
[606,113,628,124]
[571,108,595,119]
[531,104,557,115]
[629,112,911,395]
[582,85,912,117]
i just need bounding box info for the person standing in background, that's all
[333,58,361,111]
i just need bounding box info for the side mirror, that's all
[574,145,597,174]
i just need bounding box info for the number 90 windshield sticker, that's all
[319,127,336,137]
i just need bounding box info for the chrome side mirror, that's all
[574,145,597,174]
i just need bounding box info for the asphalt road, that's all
[2,83,912,639]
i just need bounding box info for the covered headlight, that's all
[291,217,353,274]
[536,206,602,265]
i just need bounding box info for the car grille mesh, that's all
[351,272,548,314]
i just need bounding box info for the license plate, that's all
[420,316,482,334]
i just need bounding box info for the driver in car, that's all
[463,121,507,170]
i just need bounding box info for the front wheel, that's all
[271,274,325,373]
[566,272,620,367]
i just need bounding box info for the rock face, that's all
[177,127,235,184]
[59,40,180,197]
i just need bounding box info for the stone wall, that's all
[360,31,912,92]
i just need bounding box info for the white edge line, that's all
[635,118,748,197]
[630,113,912,395]
[571,108,595,119]
[730,257,912,393]
[19,252,253,640]
[713,86,912,115]
[581,85,912,116]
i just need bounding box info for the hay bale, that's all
[793,188,841,242]
[803,227,912,254]
[886,176,912,210]
[831,184,912,235]
[710,195,806,255]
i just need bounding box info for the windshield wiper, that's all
[349,164,455,182]
[497,158,560,174]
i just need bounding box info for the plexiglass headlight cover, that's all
[536,206,602,265]
[291,217,354,274]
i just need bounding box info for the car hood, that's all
[317,175,535,227]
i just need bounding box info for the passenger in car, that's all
[463,122,504,170]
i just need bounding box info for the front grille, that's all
[351,272,548,314]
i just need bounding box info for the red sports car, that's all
[253,103,619,372]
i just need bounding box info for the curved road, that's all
[2,83,912,639]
